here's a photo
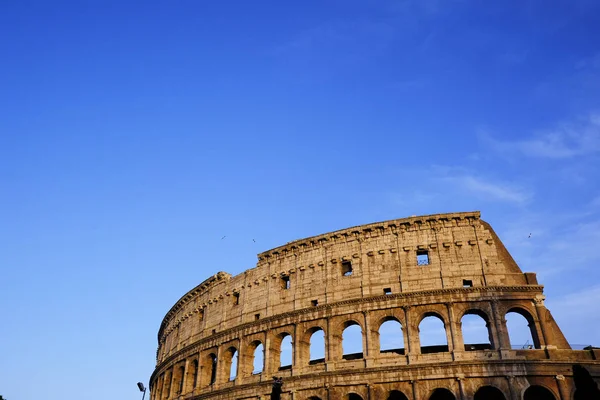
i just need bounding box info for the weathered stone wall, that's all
[150,211,600,400]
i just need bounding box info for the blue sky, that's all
[1,1,599,399]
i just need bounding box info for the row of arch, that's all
[333,385,556,400]
[152,303,547,399]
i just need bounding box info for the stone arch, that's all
[308,326,326,364]
[174,364,185,395]
[201,352,217,387]
[474,385,506,400]
[505,306,541,349]
[378,316,405,355]
[387,389,409,400]
[184,358,199,392]
[428,387,456,400]
[523,385,556,400]
[342,320,364,359]
[222,346,238,381]
[280,333,293,369]
[418,312,449,353]
[247,340,264,374]
[461,309,494,350]
[267,329,294,372]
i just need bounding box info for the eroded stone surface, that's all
[149,211,600,400]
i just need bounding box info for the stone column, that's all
[446,303,459,355]
[362,311,370,360]
[456,375,466,400]
[411,380,419,400]
[293,324,298,373]
[534,296,551,349]
[506,376,517,400]
[491,300,510,350]
[181,360,189,395]
[367,383,374,400]
[165,368,174,399]
[157,375,164,400]
[404,306,420,358]
[555,375,569,400]
[264,334,272,377]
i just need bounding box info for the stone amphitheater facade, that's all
[149,211,600,400]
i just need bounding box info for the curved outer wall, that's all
[150,211,600,400]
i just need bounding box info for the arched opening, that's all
[506,308,540,349]
[227,347,238,381]
[203,353,217,386]
[388,389,409,400]
[461,310,493,351]
[176,365,185,394]
[191,359,198,389]
[308,397,323,400]
[419,313,448,353]
[379,318,405,355]
[574,364,600,399]
[429,388,455,400]
[342,322,363,360]
[252,342,264,374]
[280,334,293,370]
[523,385,556,400]
[474,386,506,400]
[309,328,325,364]
[346,394,363,400]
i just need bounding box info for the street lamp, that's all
[137,382,147,400]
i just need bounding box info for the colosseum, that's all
[149,211,600,400]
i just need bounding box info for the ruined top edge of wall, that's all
[257,210,481,261]
[158,271,232,339]
[157,211,481,339]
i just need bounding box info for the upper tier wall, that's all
[156,211,531,362]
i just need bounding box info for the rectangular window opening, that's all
[212,329,216,334]
[233,292,240,305]
[417,250,430,266]
[383,288,392,295]
[311,299,318,306]
[255,313,260,320]
[341,260,353,276]
[281,275,290,289]
[463,279,473,288]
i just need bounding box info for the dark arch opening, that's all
[307,397,322,400]
[574,364,600,399]
[388,389,409,400]
[524,385,556,400]
[474,386,506,400]
[347,394,363,400]
[429,388,455,400]
[209,353,217,385]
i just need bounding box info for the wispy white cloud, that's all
[455,175,531,204]
[481,112,600,159]
[434,166,532,204]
